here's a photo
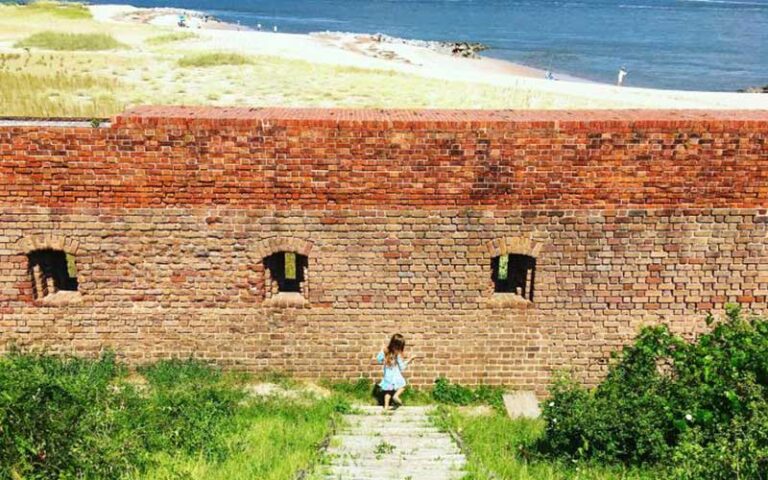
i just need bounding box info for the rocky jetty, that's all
[738,85,768,93]
[370,33,488,58]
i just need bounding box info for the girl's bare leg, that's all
[392,387,406,405]
[384,393,392,410]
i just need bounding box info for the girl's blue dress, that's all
[376,351,407,390]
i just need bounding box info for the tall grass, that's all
[178,52,253,67]
[0,352,342,480]
[145,31,199,45]
[16,31,127,51]
[14,0,91,19]
[433,407,660,480]
[0,70,123,117]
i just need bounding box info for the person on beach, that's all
[617,66,628,86]
[374,334,418,411]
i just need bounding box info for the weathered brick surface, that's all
[1,107,767,392]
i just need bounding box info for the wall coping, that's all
[1,106,766,130]
[108,106,768,129]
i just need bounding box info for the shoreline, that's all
[88,3,768,109]
[91,3,578,83]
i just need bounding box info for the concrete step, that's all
[317,406,466,480]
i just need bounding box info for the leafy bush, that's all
[0,349,143,479]
[15,32,127,51]
[541,305,768,479]
[178,52,252,68]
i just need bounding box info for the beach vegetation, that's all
[178,52,253,68]
[15,31,127,51]
[8,0,91,20]
[0,69,123,117]
[145,31,199,46]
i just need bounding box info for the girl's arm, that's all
[374,350,385,364]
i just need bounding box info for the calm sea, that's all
[91,0,768,91]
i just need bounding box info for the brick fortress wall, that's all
[1,107,767,392]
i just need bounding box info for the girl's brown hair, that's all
[384,333,405,366]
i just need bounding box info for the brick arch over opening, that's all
[252,236,314,260]
[485,237,543,258]
[16,235,81,255]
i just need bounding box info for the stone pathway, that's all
[319,405,466,480]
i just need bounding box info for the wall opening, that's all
[492,254,536,301]
[264,251,308,295]
[27,249,78,300]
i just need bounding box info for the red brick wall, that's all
[1,107,767,392]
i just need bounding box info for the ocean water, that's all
[91,0,768,91]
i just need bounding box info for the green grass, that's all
[433,407,661,480]
[0,352,341,480]
[145,31,199,45]
[178,52,253,68]
[138,397,339,480]
[0,69,123,117]
[15,31,127,51]
[17,0,91,19]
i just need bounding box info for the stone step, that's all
[322,465,465,480]
[317,406,466,480]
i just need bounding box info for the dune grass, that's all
[15,31,127,51]
[178,52,253,67]
[11,0,91,19]
[0,70,123,117]
[146,31,199,46]
[433,407,660,480]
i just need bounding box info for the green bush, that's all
[15,31,127,51]
[541,305,768,478]
[0,349,143,479]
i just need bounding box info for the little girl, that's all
[374,333,417,411]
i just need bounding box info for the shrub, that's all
[0,349,143,479]
[15,32,127,51]
[178,52,252,68]
[541,305,768,478]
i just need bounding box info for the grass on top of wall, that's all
[178,52,253,68]
[15,31,127,51]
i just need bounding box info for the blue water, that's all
[92,0,768,91]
